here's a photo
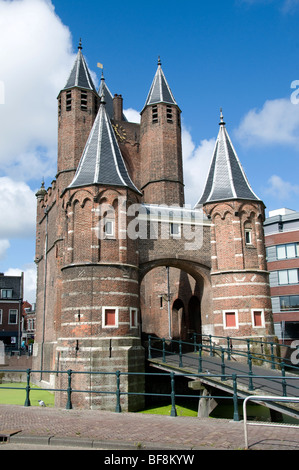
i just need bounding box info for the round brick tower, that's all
[56,95,144,411]
[196,112,274,339]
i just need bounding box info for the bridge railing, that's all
[148,334,299,374]
[1,367,299,424]
[147,335,299,398]
[192,333,298,368]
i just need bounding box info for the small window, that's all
[58,96,61,116]
[0,309,2,324]
[104,219,114,237]
[8,309,18,324]
[66,91,72,111]
[223,310,238,329]
[130,308,138,328]
[152,105,158,123]
[103,307,118,328]
[252,309,264,328]
[245,229,252,245]
[1,289,12,299]
[170,223,180,237]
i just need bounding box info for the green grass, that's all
[139,403,198,417]
[0,383,55,407]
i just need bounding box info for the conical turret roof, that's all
[68,96,141,194]
[63,40,97,92]
[142,58,178,112]
[196,112,260,207]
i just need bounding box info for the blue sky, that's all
[0,0,299,301]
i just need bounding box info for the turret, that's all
[197,111,273,337]
[57,40,99,190]
[140,58,184,206]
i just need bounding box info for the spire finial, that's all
[78,38,82,50]
[158,56,161,66]
[219,108,225,126]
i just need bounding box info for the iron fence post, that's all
[170,372,177,417]
[248,354,254,391]
[221,348,226,380]
[148,335,152,359]
[115,371,122,413]
[270,342,275,369]
[24,368,31,407]
[246,340,251,365]
[281,362,287,397]
[232,374,239,421]
[198,344,202,373]
[66,369,73,410]
[226,336,231,360]
[193,333,197,353]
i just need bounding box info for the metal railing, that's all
[1,367,299,424]
[243,396,299,449]
[148,335,299,381]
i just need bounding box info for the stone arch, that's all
[139,258,211,341]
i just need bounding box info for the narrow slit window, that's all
[66,91,72,111]
[166,105,173,123]
[152,105,158,123]
[245,229,252,245]
[81,91,88,111]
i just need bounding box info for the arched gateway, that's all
[33,44,274,411]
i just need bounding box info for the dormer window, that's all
[1,289,12,299]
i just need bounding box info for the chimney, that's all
[113,94,123,121]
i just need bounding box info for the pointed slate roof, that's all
[196,112,260,207]
[63,40,97,92]
[68,96,141,194]
[142,58,178,112]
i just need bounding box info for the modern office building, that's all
[264,208,299,343]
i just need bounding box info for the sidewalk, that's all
[0,404,299,451]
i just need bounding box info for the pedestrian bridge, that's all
[147,334,299,421]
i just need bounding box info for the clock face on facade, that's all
[113,124,127,142]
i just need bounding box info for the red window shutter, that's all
[105,309,116,326]
[225,312,236,328]
[254,311,262,327]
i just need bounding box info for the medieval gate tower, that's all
[33,43,273,410]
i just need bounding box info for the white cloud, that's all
[182,125,215,207]
[265,175,299,200]
[124,108,141,123]
[0,177,36,239]
[5,264,37,304]
[235,98,299,147]
[0,0,75,182]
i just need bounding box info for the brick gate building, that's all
[32,42,274,410]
